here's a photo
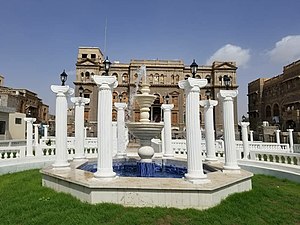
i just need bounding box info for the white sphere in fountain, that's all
[138,146,155,162]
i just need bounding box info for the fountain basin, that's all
[41,159,253,209]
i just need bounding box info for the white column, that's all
[287,129,294,153]
[24,118,36,157]
[93,76,118,178]
[179,78,209,183]
[239,122,250,159]
[33,124,40,146]
[161,104,174,157]
[43,125,49,139]
[199,99,218,162]
[249,130,254,142]
[51,85,74,168]
[218,90,240,171]
[275,130,281,144]
[114,102,127,157]
[71,96,90,160]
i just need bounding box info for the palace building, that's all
[75,47,239,137]
[248,59,300,133]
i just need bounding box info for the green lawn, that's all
[0,170,299,225]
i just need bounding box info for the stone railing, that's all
[249,142,290,152]
[294,144,300,153]
[0,146,26,159]
[0,139,27,147]
[250,151,300,166]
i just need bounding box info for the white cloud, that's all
[206,44,250,68]
[267,35,300,64]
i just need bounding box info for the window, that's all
[15,118,22,124]
[91,54,96,59]
[206,75,211,84]
[0,121,5,135]
[82,54,87,58]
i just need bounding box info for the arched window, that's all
[112,73,118,81]
[171,75,175,84]
[85,71,90,80]
[154,73,159,84]
[266,105,271,117]
[195,75,201,79]
[273,104,280,116]
[185,74,190,80]
[121,92,128,103]
[206,75,211,84]
[81,72,84,81]
[112,92,119,103]
[149,74,153,84]
[175,75,179,83]
[122,73,128,84]
[112,109,117,121]
[160,74,164,84]
[153,94,161,104]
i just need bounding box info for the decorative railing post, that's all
[275,130,281,144]
[24,118,36,157]
[71,96,90,160]
[218,90,240,171]
[114,102,127,157]
[239,122,250,159]
[33,124,40,146]
[249,130,254,142]
[161,104,174,157]
[287,129,294,153]
[43,125,49,139]
[93,76,118,178]
[51,85,74,168]
[199,99,218,162]
[179,78,209,183]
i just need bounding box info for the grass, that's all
[0,170,299,225]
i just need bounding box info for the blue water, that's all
[79,161,187,178]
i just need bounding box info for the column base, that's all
[205,157,218,162]
[94,170,116,178]
[184,172,209,184]
[163,153,174,158]
[52,161,70,168]
[223,165,240,171]
[73,155,86,161]
[116,152,127,158]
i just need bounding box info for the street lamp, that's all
[190,59,198,78]
[223,75,230,90]
[164,94,170,104]
[205,89,211,100]
[242,115,246,122]
[78,85,84,97]
[60,70,68,86]
[103,56,111,76]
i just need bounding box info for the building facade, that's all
[248,59,300,133]
[0,75,49,139]
[75,47,239,137]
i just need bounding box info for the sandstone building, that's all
[75,47,239,137]
[248,59,300,133]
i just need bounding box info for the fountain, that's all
[41,66,253,209]
[126,65,163,166]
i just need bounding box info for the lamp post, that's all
[103,56,112,76]
[190,59,198,78]
[78,85,84,97]
[60,70,68,86]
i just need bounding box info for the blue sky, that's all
[1,0,300,117]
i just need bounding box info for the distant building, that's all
[0,75,49,139]
[248,59,300,140]
[74,47,239,137]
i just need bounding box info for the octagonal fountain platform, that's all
[41,158,252,210]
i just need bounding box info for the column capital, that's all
[178,78,207,91]
[51,85,74,96]
[114,102,127,110]
[43,124,49,128]
[93,75,118,89]
[275,129,281,133]
[70,97,90,105]
[218,90,238,101]
[238,121,250,128]
[161,104,174,111]
[33,123,40,127]
[287,129,294,132]
[199,99,218,107]
[24,118,36,123]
